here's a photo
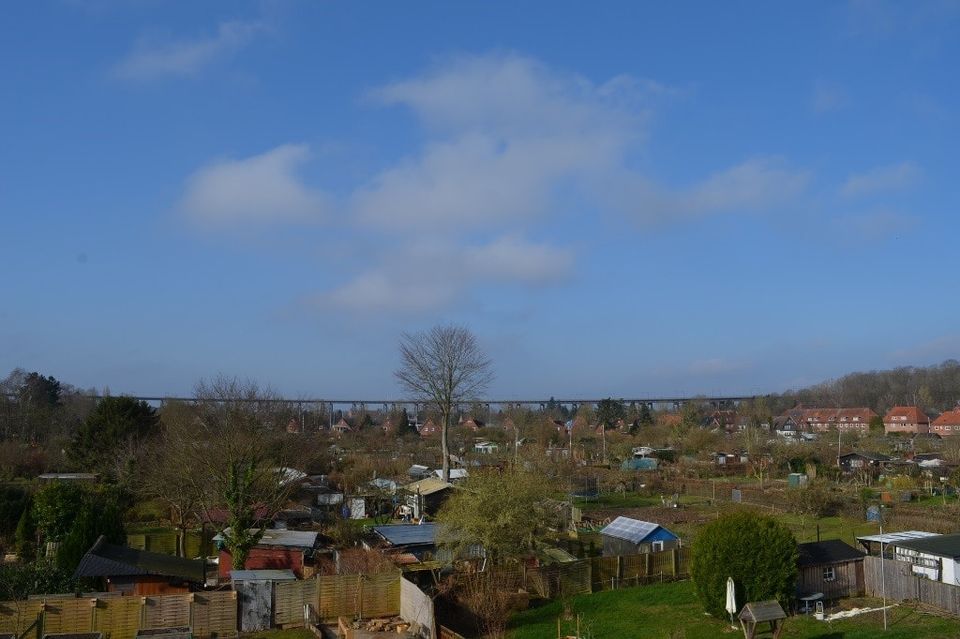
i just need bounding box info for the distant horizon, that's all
[4,357,959,403]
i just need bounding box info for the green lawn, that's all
[508,581,960,639]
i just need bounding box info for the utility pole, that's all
[879,511,888,631]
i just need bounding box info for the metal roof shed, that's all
[599,516,680,556]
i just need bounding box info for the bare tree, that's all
[395,325,493,482]
[138,401,204,557]
[174,376,303,568]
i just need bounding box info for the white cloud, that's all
[841,162,921,197]
[115,20,264,80]
[320,236,573,313]
[603,157,810,222]
[354,53,652,231]
[179,144,328,226]
[686,158,810,212]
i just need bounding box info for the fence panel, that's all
[191,591,238,638]
[142,594,191,630]
[93,596,142,639]
[0,601,43,636]
[273,579,317,626]
[360,572,401,619]
[590,556,620,591]
[43,598,95,634]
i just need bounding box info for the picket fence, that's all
[0,592,237,639]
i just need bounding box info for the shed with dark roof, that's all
[796,539,865,600]
[74,536,206,595]
[893,532,960,584]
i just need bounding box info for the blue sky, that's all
[1,1,958,399]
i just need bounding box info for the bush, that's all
[787,482,843,518]
[691,510,797,618]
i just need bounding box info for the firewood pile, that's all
[347,616,414,634]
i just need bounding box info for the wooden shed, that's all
[796,539,865,601]
[74,536,205,595]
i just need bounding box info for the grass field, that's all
[507,580,960,639]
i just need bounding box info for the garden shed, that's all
[599,517,680,556]
[796,539,865,600]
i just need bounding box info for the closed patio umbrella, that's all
[725,577,737,627]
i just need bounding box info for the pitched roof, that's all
[74,536,205,582]
[404,477,454,496]
[840,451,891,462]
[214,529,319,550]
[884,406,930,423]
[739,600,786,623]
[600,517,661,544]
[895,533,960,558]
[933,409,960,427]
[797,540,864,567]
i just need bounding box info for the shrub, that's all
[691,510,797,617]
[786,482,843,518]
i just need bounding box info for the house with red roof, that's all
[932,409,960,437]
[883,406,930,435]
[782,408,877,434]
[418,419,441,437]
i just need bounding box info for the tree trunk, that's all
[441,408,451,483]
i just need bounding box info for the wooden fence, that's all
[589,547,690,591]
[864,555,960,617]
[274,571,402,625]
[0,592,237,639]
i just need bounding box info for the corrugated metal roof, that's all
[374,523,438,547]
[230,569,297,581]
[600,517,660,544]
[215,529,319,549]
[857,530,938,544]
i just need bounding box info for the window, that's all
[651,541,665,552]
[823,566,836,582]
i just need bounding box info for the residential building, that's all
[883,406,930,435]
[932,409,960,437]
[418,419,441,437]
[779,408,878,434]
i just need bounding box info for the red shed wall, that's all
[219,546,305,579]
